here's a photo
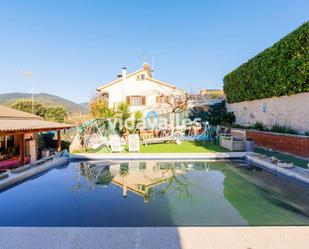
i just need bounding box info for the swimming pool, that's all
[1,159,309,226]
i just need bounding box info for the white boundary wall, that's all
[227,92,309,132]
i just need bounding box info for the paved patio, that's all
[0,227,308,249]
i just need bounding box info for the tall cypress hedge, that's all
[223,21,309,103]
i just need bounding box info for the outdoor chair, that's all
[142,133,175,146]
[128,134,140,152]
[109,135,124,152]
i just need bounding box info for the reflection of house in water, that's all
[110,161,189,203]
[79,161,210,203]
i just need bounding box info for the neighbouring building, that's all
[97,63,185,117]
[200,89,225,98]
[187,89,225,108]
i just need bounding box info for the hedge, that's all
[223,21,309,103]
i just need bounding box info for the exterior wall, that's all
[227,92,309,132]
[246,130,309,158]
[100,72,183,116]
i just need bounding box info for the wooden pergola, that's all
[0,105,74,166]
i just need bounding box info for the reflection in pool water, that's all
[79,161,209,203]
[0,160,309,227]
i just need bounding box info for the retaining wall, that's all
[246,130,309,158]
[227,92,309,132]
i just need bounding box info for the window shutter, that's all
[126,96,130,105]
[142,96,146,105]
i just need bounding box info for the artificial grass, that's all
[254,147,309,169]
[140,141,228,153]
[96,141,228,153]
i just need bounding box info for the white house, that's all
[97,63,185,117]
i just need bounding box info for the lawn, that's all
[97,141,229,153]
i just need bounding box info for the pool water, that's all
[1,160,309,227]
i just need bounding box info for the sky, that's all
[0,0,308,103]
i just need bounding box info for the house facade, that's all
[97,63,185,117]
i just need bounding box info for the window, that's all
[101,92,109,100]
[126,96,146,106]
[136,74,145,81]
[156,95,169,103]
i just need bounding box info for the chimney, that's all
[121,67,126,102]
[122,67,127,79]
[143,63,149,70]
[143,63,152,78]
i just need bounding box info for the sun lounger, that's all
[128,134,140,152]
[142,135,175,146]
[109,135,124,152]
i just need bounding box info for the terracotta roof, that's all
[0,119,74,132]
[0,105,42,120]
[0,105,74,133]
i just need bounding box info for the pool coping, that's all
[0,226,308,249]
[246,153,309,185]
[0,157,70,191]
[70,152,248,160]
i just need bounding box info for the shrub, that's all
[188,101,235,126]
[223,21,309,103]
[251,122,266,131]
[305,131,309,136]
[270,124,298,135]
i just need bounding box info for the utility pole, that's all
[20,70,34,114]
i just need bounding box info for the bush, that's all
[223,21,309,103]
[251,122,267,131]
[188,101,235,126]
[269,124,298,135]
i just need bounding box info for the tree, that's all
[44,106,67,123]
[154,88,209,134]
[11,99,46,117]
[10,99,67,123]
[188,101,235,126]
[65,113,92,126]
[89,95,115,118]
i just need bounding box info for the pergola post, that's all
[57,130,61,152]
[20,133,25,166]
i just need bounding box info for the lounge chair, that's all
[142,134,175,146]
[109,135,124,152]
[128,134,140,152]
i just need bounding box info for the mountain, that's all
[0,92,89,114]
[79,102,89,112]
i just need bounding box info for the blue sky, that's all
[0,0,308,103]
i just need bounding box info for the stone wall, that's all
[227,92,309,132]
[246,130,309,158]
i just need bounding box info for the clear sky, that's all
[0,0,308,103]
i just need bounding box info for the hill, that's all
[0,92,89,114]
